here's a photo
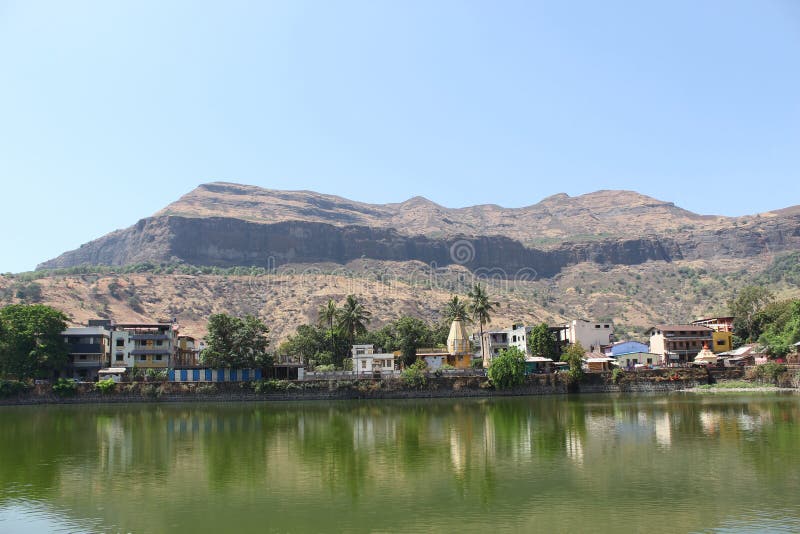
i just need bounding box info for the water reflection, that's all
[1,394,799,533]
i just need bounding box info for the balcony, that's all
[131,348,172,355]
[130,334,171,341]
[67,343,104,355]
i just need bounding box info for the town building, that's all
[174,335,203,367]
[607,340,650,357]
[480,323,541,366]
[613,351,660,368]
[61,325,112,381]
[647,324,713,364]
[691,317,734,353]
[419,319,475,370]
[557,319,615,353]
[111,322,177,370]
[351,344,396,375]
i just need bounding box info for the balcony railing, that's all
[67,344,104,355]
[131,348,172,355]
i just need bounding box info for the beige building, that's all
[648,324,713,365]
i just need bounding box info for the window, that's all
[647,358,653,364]
[717,340,726,346]
[115,353,123,361]
[79,355,87,360]
[595,325,601,329]
[138,355,147,361]
[361,360,367,369]
[116,339,124,347]
[155,355,162,361]
[604,325,610,328]
[156,340,163,346]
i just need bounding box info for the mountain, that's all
[36,182,800,277]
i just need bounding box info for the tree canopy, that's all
[488,346,526,389]
[527,323,559,360]
[468,283,497,361]
[201,313,272,369]
[337,295,372,345]
[0,304,69,380]
[729,285,775,342]
[561,342,585,382]
[442,296,471,323]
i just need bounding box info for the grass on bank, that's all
[694,380,775,390]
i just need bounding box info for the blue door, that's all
[192,369,200,381]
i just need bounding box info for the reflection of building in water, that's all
[449,427,467,473]
[483,415,496,464]
[353,417,376,450]
[699,411,722,435]
[97,417,134,472]
[565,429,584,466]
[654,413,672,448]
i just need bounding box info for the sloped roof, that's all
[447,319,471,355]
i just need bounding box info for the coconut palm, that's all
[443,295,471,323]
[318,299,338,331]
[468,283,497,362]
[336,294,372,348]
[318,298,339,357]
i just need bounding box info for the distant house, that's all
[62,326,112,381]
[111,322,177,370]
[481,323,531,366]
[584,354,616,373]
[614,352,660,368]
[647,324,713,365]
[608,340,649,357]
[418,319,474,370]
[557,319,615,353]
[691,317,734,353]
[174,335,203,367]
[524,357,553,374]
[351,344,396,375]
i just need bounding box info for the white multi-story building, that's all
[557,319,615,352]
[111,322,177,370]
[351,344,396,375]
[481,324,532,366]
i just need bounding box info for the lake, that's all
[1,394,799,533]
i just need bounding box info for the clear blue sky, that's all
[1,0,799,273]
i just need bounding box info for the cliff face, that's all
[37,203,800,278]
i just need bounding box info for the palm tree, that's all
[318,298,339,357]
[336,294,372,350]
[443,295,471,323]
[318,299,338,331]
[468,283,497,363]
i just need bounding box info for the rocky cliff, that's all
[37,182,800,277]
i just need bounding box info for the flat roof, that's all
[63,327,109,335]
[99,367,127,373]
[650,324,713,332]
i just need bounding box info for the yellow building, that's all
[446,319,473,369]
[711,331,733,353]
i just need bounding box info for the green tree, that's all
[317,298,339,357]
[488,346,526,389]
[527,323,559,360]
[729,286,775,342]
[442,295,471,323]
[561,342,586,382]
[0,304,69,380]
[758,300,800,358]
[201,313,272,369]
[468,283,497,363]
[336,295,372,349]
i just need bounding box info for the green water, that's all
[1,394,800,533]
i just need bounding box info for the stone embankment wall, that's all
[0,369,716,406]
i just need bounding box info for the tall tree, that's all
[488,346,526,389]
[442,295,471,323]
[0,304,69,380]
[527,323,559,360]
[561,342,586,382]
[201,313,271,369]
[468,283,497,363]
[729,286,775,342]
[336,294,372,351]
[317,298,339,358]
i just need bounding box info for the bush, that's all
[143,383,161,398]
[52,378,78,397]
[755,362,787,383]
[94,378,117,394]
[314,364,335,372]
[196,384,217,395]
[253,379,297,393]
[0,379,30,398]
[401,360,427,389]
[488,347,526,390]
[471,358,484,369]
[611,367,625,384]
[146,368,168,382]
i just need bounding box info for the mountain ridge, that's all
[37,182,800,277]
